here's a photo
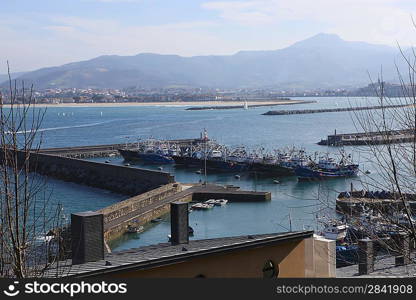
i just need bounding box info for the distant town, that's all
[0,82,404,104]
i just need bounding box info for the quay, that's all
[263,103,414,116]
[318,129,415,146]
[97,183,271,243]
[39,138,207,159]
[336,190,416,214]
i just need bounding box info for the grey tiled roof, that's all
[45,230,313,278]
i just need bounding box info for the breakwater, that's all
[40,138,207,159]
[186,100,315,110]
[336,190,416,215]
[318,129,415,146]
[263,103,414,116]
[14,151,174,196]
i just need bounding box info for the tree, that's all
[0,65,68,278]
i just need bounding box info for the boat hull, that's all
[172,156,248,172]
[295,165,359,181]
[118,149,174,164]
[249,162,294,176]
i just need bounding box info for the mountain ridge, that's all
[1,33,404,90]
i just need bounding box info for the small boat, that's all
[127,225,144,233]
[150,217,163,223]
[195,170,202,174]
[322,223,348,241]
[105,160,110,163]
[215,199,228,206]
[273,179,280,184]
[125,163,130,167]
[205,199,228,206]
[243,100,249,110]
[188,226,194,236]
[191,203,214,210]
[234,174,240,179]
[158,166,163,170]
[336,244,359,267]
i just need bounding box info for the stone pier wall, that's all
[22,151,174,196]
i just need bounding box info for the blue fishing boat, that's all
[118,148,175,164]
[336,244,359,267]
[295,154,359,181]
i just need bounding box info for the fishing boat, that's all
[322,222,348,241]
[295,154,358,181]
[191,203,214,210]
[127,225,144,233]
[205,199,228,206]
[119,148,175,164]
[118,138,175,164]
[336,244,359,267]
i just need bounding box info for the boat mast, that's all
[204,129,208,185]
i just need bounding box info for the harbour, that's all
[13,96,415,273]
[26,97,375,252]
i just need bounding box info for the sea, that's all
[35,96,393,251]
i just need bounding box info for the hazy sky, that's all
[3,0,416,73]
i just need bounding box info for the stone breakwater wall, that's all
[98,183,181,225]
[20,151,174,196]
[99,183,193,242]
[263,103,414,116]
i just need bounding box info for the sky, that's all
[3,0,416,73]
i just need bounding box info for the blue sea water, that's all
[35,97,394,251]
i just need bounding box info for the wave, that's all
[15,121,111,134]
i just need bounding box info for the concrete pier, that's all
[11,150,174,196]
[318,129,415,146]
[39,138,209,159]
[98,183,271,242]
[263,103,414,116]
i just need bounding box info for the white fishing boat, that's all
[215,199,228,206]
[322,223,348,241]
[127,225,144,233]
[191,203,214,210]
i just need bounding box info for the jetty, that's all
[263,103,414,116]
[97,183,271,242]
[39,138,207,159]
[336,190,416,215]
[318,129,415,146]
[186,100,315,110]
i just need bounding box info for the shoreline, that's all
[10,100,310,108]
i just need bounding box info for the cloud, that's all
[0,15,234,72]
[86,0,143,3]
[202,0,416,46]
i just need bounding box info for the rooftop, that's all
[44,230,313,278]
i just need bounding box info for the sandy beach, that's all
[26,99,307,108]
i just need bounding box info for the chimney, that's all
[170,202,189,245]
[71,211,104,265]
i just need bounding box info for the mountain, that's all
[0,72,28,84]
[2,33,405,90]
